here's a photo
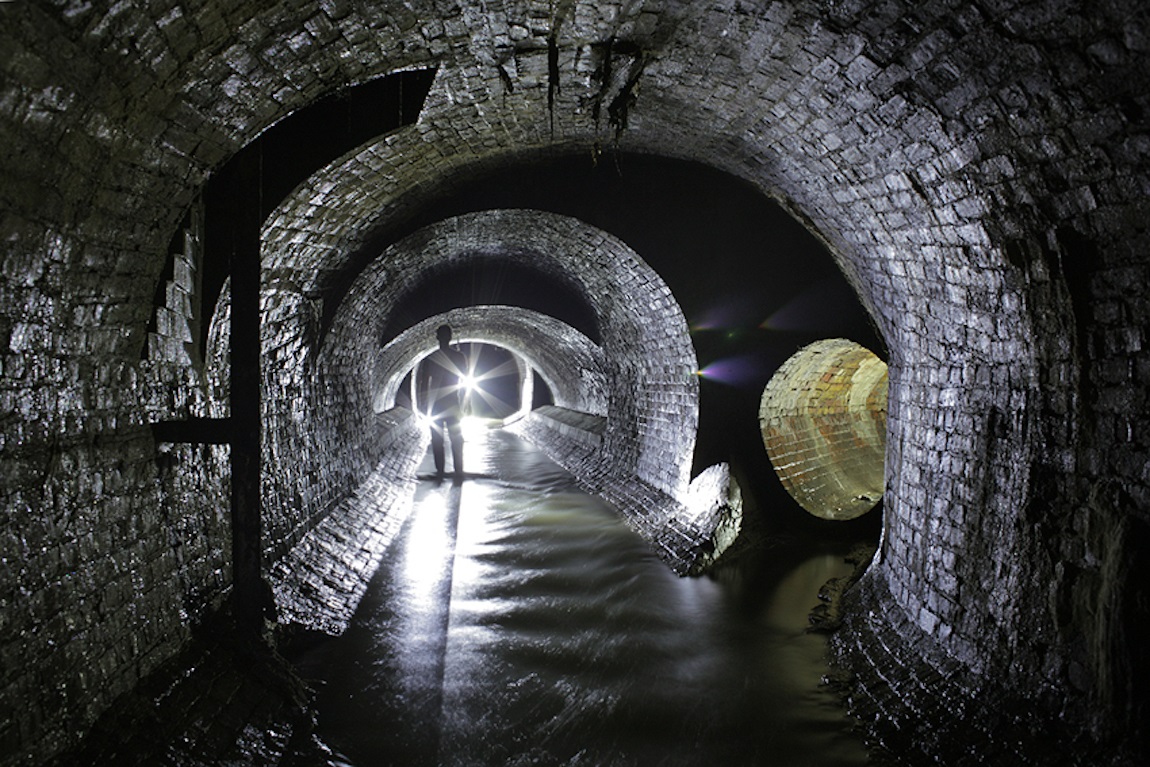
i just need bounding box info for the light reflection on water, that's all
[293,430,869,766]
[399,486,456,606]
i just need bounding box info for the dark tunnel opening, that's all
[379,257,601,347]
[532,370,554,409]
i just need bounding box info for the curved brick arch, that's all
[2,2,1147,763]
[254,41,1052,735]
[374,306,609,417]
[321,209,699,501]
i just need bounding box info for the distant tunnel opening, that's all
[404,341,525,421]
[454,343,524,420]
[374,306,608,419]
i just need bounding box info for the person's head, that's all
[436,324,453,348]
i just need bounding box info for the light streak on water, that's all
[292,430,870,766]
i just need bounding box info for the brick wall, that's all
[268,407,425,636]
[1,0,1146,762]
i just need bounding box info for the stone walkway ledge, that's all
[269,418,426,636]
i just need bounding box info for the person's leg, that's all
[447,420,464,480]
[430,420,446,476]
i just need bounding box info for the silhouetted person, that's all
[418,324,467,481]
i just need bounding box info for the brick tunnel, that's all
[1,1,1147,765]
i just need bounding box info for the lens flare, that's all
[691,298,754,332]
[761,279,857,333]
[696,355,771,388]
[458,348,520,417]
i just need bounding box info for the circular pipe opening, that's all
[759,338,887,520]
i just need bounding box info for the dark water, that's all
[291,428,869,766]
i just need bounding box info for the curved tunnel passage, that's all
[319,209,701,503]
[1,2,1147,765]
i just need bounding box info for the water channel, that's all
[289,427,871,766]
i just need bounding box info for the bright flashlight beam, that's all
[465,379,516,416]
[458,355,519,398]
[471,357,519,381]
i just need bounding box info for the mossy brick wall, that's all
[1,0,1147,762]
[0,430,218,761]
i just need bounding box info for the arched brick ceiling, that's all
[7,2,1117,437]
[320,209,698,499]
[2,4,1147,760]
[375,306,609,417]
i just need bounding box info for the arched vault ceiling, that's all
[322,209,698,498]
[256,0,1063,358]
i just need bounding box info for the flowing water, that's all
[290,428,870,766]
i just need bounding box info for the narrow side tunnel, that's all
[760,338,888,521]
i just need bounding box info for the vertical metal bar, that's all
[229,142,265,639]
